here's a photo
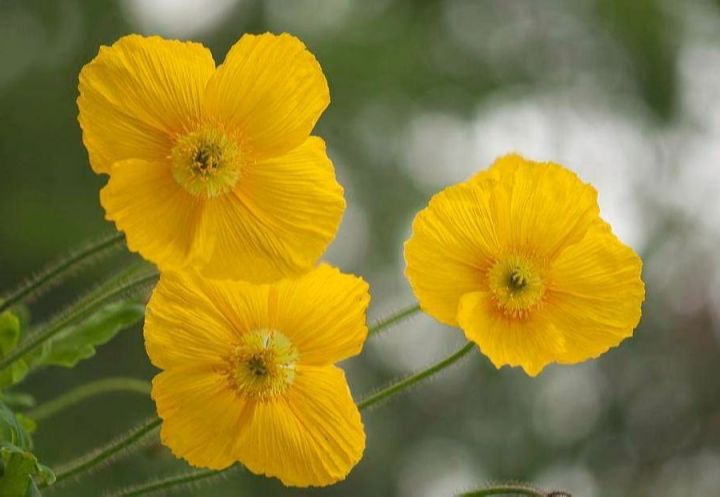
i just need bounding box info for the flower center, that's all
[488,254,546,318]
[171,127,242,198]
[226,329,299,401]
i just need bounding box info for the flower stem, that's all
[0,271,157,372]
[358,341,475,411]
[46,416,162,487]
[27,377,151,422]
[368,303,422,337]
[459,486,571,497]
[0,232,125,314]
[105,467,233,497]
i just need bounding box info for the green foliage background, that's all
[1,0,720,496]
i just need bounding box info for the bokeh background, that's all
[1,0,720,496]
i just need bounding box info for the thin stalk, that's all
[459,486,571,497]
[0,232,125,314]
[368,303,421,336]
[0,271,157,372]
[28,377,151,421]
[45,417,162,487]
[105,467,233,497]
[358,342,475,410]
[79,262,149,302]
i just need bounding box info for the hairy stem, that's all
[0,271,157,372]
[46,416,162,487]
[358,342,475,410]
[0,232,125,314]
[368,303,422,336]
[459,485,571,497]
[105,467,233,497]
[28,377,151,421]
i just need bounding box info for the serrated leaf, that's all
[33,301,144,368]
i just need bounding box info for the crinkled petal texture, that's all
[197,137,345,282]
[405,155,599,326]
[479,153,601,259]
[153,369,252,470]
[546,220,644,365]
[145,264,369,487]
[236,366,365,486]
[204,33,330,159]
[268,264,370,365]
[457,291,567,377]
[79,33,342,283]
[405,154,644,376]
[78,35,215,174]
[100,159,205,270]
[404,180,501,326]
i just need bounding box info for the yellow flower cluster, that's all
[78,33,366,487]
[78,33,645,487]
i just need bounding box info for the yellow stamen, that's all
[171,127,242,197]
[487,254,546,318]
[226,329,299,401]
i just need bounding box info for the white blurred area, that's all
[264,0,354,37]
[536,463,599,497]
[532,364,607,447]
[652,451,720,497]
[403,92,653,251]
[119,0,391,40]
[121,0,243,37]
[670,40,720,239]
[397,437,485,497]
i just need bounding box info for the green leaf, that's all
[0,313,20,355]
[25,480,41,497]
[0,312,29,389]
[0,443,54,497]
[35,464,54,486]
[0,301,144,389]
[0,401,53,495]
[0,401,31,450]
[14,415,35,435]
[0,446,37,497]
[0,362,29,390]
[32,301,144,368]
[0,393,35,410]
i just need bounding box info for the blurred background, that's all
[1,0,720,496]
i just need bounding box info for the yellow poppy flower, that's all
[404,154,644,376]
[78,33,344,283]
[144,264,370,487]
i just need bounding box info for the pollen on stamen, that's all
[171,126,242,198]
[226,329,299,401]
[488,255,546,319]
